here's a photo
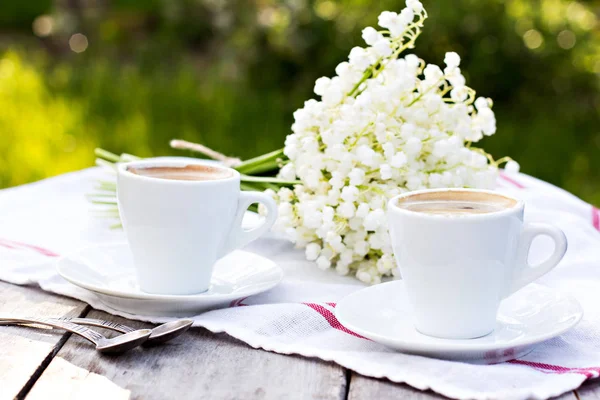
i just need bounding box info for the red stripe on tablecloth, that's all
[592,207,600,231]
[303,303,369,340]
[0,240,17,250]
[306,304,599,374]
[509,360,599,378]
[229,296,250,307]
[0,239,59,257]
[236,296,249,307]
[499,172,526,189]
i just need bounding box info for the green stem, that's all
[347,67,378,98]
[237,159,281,175]
[235,148,284,174]
[240,182,266,191]
[470,147,496,164]
[406,77,446,108]
[86,193,117,198]
[96,183,117,187]
[97,180,117,188]
[494,156,516,168]
[240,175,300,185]
[95,148,121,163]
[90,199,118,205]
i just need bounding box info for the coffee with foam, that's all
[127,165,233,181]
[395,191,517,215]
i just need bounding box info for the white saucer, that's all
[57,243,283,317]
[335,281,583,364]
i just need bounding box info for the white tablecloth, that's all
[1,168,600,400]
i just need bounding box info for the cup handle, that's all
[506,222,567,296]
[219,191,278,257]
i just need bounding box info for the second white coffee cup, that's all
[388,188,568,339]
[117,159,277,295]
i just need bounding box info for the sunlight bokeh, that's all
[1,0,599,203]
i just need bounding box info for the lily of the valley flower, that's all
[262,0,516,284]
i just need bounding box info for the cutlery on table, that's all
[0,317,151,354]
[55,317,194,346]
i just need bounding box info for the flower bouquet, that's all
[91,0,518,284]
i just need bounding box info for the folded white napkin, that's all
[1,168,599,400]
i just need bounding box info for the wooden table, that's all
[1,281,597,400]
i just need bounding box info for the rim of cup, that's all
[117,159,240,185]
[388,188,524,220]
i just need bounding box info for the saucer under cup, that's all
[335,280,583,363]
[57,243,283,317]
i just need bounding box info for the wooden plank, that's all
[28,310,347,400]
[576,378,600,399]
[0,281,88,400]
[347,372,578,400]
[348,373,446,400]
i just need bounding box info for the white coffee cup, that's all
[387,188,567,339]
[117,159,277,295]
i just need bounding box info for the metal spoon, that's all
[57,318,193,346]
[0,317,151,354]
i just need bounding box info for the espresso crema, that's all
[395,191,517,215]
[128,165,233,181]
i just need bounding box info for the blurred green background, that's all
[0,0,599,203]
